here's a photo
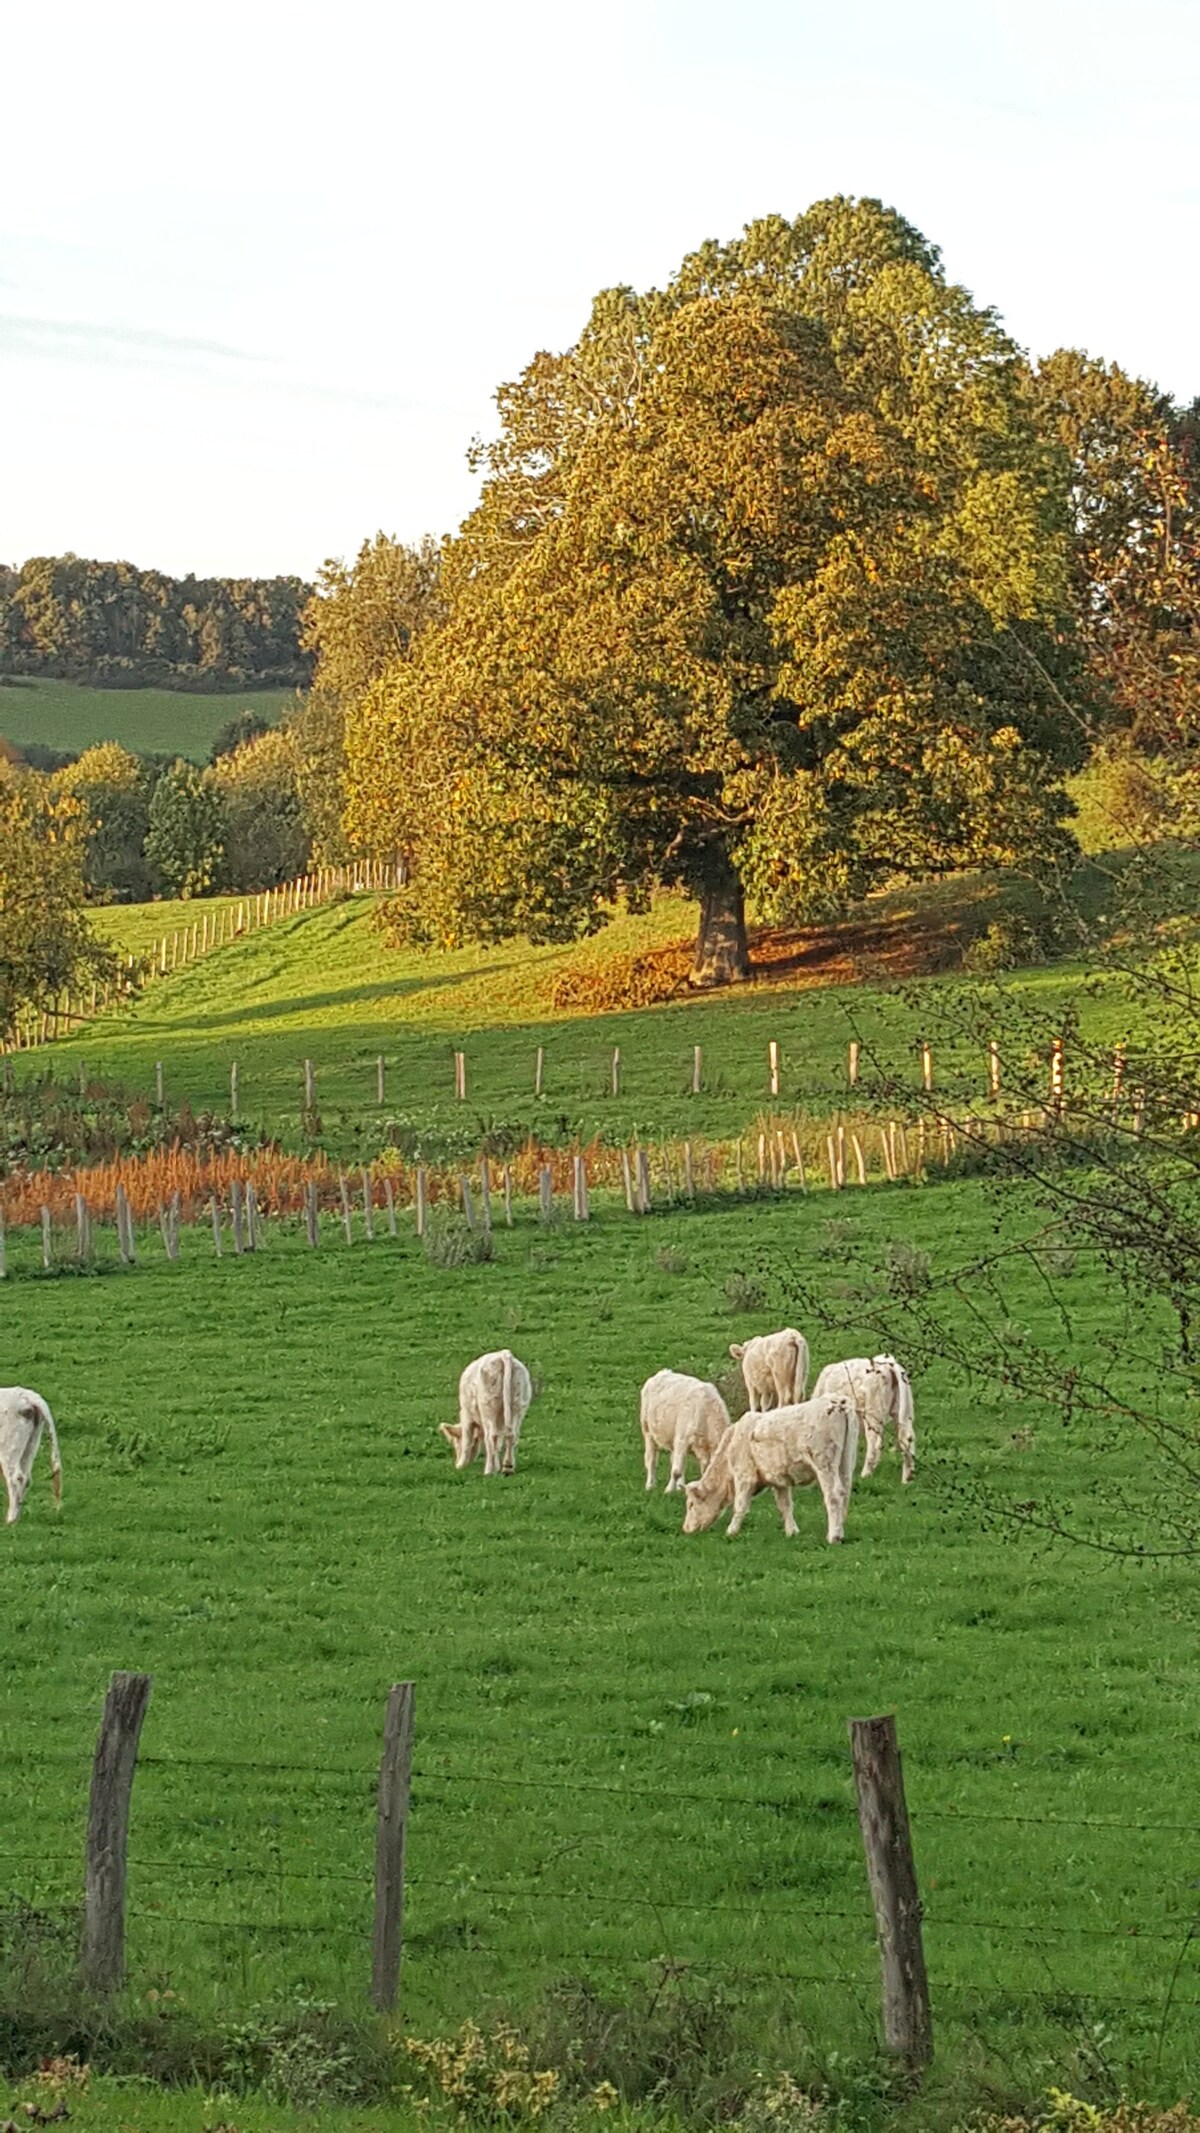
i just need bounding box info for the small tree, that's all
[211,726,309,888]
[0,769,115,1036]
[144,760,227,897]
[56,742,152,903]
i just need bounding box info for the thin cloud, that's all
[0,312,262,365]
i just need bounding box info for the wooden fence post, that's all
[636,1146,652,1214]
[415,1166,428,1237]
[371,1681,415,2013]
[454,1050,466,1101]
[338,1171,353,1244]
[621,1148,635,1213]
[230,1062,239,1122]
[209,1195,223,1258]
[229,1179,245,1255]
[362,1169,376,1242]
[683,1141,695,1199]
[155,1061,164,1107]
[538,1165,554,1222]
[989,1042,1001,1100]
[1050,1037,1064,1113]
[573,1153,589,1221]
[768,1039,780,1097]
[851,1133,867,1187]
[40,1206,52,1270]
[921,1042,932,1093]
[611,1046,621,1097]
[502,1165,513,1227]
[377,1056,386,1106]
[535,1046,544,1098]
[848,1713,932,2068]
[115,1184,135,1265]
[305,1181,319,1248]
[478,1161,492,1233]
[304,1058,316,1114]
[383,1178,397,1237]
[75,1192,92,1262]
[83,1670,153,1992]
[692,1045,702,1096]
[849,1040,859,1087]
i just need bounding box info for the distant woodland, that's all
[0,554,313,689]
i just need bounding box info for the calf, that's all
[441,1350,533,1476]
[1,1389,62,1526]
[682,1394,857,1544]
[729,1328,809,1411]
[639,1370,730,1493]
[811,1355,916,1483]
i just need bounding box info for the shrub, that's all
[963,912,1046,973]
[655,1244,689,1276]
[884,1239,932,1297]
[724,1270,766,1312]
[422,1208,495,1267]
[403,2020,559,2122]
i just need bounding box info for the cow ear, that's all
[684,1480,699,1497]
[729,1344,743,1360]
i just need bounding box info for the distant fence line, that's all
[1,860,401,1055]
[0,1105,1113,1273]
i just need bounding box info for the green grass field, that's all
[0,676,295,761]
[2,1177,1196,2105]
[38,887,1144,1159]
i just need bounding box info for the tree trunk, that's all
[691,850,750,986]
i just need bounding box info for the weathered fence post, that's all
[535,1046,544,1098]
[83,1670,153,1992]
[338,1171,353,1244]
[611,1046,621,1097]
[75,1192,92,1262]
[621,1148,635,1213]
[636,1146,652,1214]
[40,1206,52,1270]
[1050,1036,1064,1113]
[848,1712,932,2068]
[115,1184,135,1265]
[304,1058,316,1113]
[155,1061,164,1107]
[383,1178,398,1237]
[692,1045,702,1096]
[478,1160,492,1233]
[305,1180,319,1248]
[371,1681,415,2013]
[246,1181,262,1250]
[573,1153,589,1221]
[791,1130,807,1192]
[538,1164,554,1222]
[453,1050,466,1101]
[502,1165,513,1227]
[989,1042,1001,1100]
[361,1169,376,1242]
[377,1056,386,1106]
[229,1178,245,1255]
[1112,1043,1126,1104]
[849,1040,859,1087]
[768,1039,780,1097]
[921,1041,932,1092]
[230,1061,239,1122]
[851,1133,867,1187]
[209,1196,223,1258]
[415,1166,428,1238]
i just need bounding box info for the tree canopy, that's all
[0,769,114,1037]
[345,197,1088,981]
[0,555,312,689]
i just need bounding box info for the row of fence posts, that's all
[0,1105,1108,1277]
[73,1671,930,2065]
[1,863,403,1057]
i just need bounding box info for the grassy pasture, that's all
[0,676,295,761]
[2,1179,1197,2100]
[43,893,1145,1158]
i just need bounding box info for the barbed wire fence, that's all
[4,1676,1200,2069]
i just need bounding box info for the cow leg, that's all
[4,1464,25,1525]
[861,1421,883,1478]
[667,1434,689,1493]
[819,1464,847,1543]
[643,1434,658,1490]
[772,1485,799,1536]
[726,1477,754,1536]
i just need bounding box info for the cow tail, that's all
[795,1333,810,1403]
[502,1349,514,1437]
[840,1399,858,1499]
[42,1399,63,1505]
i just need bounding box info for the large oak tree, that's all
[346,198,1088,982]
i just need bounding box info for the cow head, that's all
[682,1481,721,1534]
[440,1422,471,1468]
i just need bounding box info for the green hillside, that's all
[0,674,296,760]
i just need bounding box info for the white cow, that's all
[639,1370,730,1493]
[441,1350,533,1476]
[1,1389,62,1526]
[811,1355,916,1483]
[682,1394,858,1544]
[729,1328,809,1411]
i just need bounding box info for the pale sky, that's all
[2,0,1197,582]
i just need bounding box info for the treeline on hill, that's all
[0,554,313,689]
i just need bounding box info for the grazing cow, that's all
[811,1355,916,1483]
[441,1350,533,1476]
[682,1394,858,1544]
[639,1370,731,1493]
[729,1328,809,1412]
[1,1389,62,1526]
